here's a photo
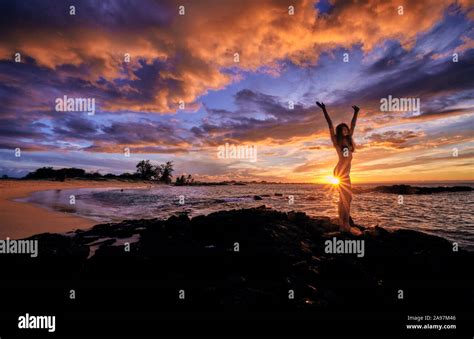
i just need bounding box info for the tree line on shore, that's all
[20,160,195,185]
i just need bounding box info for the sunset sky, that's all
[0,0,473,183]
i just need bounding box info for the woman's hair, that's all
[335,123,355,152]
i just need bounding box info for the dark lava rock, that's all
[1,207,472,312]
[253,195,263,200]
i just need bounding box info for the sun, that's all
[325,176,340,185]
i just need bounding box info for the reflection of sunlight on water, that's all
[21,184,474,250]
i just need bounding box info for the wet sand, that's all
[0,179,147,239]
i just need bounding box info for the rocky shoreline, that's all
[2,206,473,310]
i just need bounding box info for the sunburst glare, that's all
[325,176,340,185]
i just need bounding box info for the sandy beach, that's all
[0,179,147,239]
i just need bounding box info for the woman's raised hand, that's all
[352,105,360,113]
[316,101,326,110]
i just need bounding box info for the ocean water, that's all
[20,183,474,250]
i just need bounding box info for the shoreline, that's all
[2,206,472,309]
[1,180,472,249]
[0,179,148,239]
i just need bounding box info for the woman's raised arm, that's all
[316,101,336,143]
[350,105,360,136]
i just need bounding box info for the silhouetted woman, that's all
[316,101,362,236]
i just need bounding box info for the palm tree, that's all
[159,161,174,184]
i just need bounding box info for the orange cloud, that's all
[1,0,470,113]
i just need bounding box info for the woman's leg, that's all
[338,176,360,235]
[338,180,351,228]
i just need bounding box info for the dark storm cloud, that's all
[100,120,189,145]
[0,118,44,139]
[365,43,410,75]
[234,89,313,120]
[0,0,173,30]
[334,47,474,108]
[52,116,98,138]
[196,89,320,144]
